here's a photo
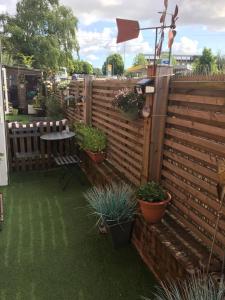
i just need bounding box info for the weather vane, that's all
[116,0,179,74]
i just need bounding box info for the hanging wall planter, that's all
[112,88,145,121]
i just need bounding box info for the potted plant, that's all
[75,124,107,163]
[84,182,137,247]
[112,88,145,120]
[137,181,171,224]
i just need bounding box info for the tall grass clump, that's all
[142,273,225,300]
[84,182,137,224]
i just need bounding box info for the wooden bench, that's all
[0,193,3,231]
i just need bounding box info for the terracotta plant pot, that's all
[139,192,171,224]
[85,150,105,163]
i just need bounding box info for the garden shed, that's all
[4,65,42,113]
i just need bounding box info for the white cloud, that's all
[173,37,201,55]
[3,0,225,31]
[0,4,6,13]
[78,27,152,60]
[61,0,225,31]
[86,54,99,62]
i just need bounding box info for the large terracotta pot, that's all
[138,192,171,224]
[85,150,106,163]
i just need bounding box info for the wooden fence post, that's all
[141,66,155,184]
[148,65,173,182]
[83,75,93,125]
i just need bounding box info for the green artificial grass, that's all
[0,169,156,300]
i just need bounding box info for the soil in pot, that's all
[105,219,134,248]
[139,192,171,224]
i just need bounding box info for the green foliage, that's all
[112,88,145,120]
[137,182,166,203]
[75,124,106,153]
[93,67,102,76]
[72,60,93,74]
[133,53,147,66]
[148,273,225,300]
[45,94,64,120]
[1,0,79,71]
[102,53,124,76]
[18,53,34,68]
[84,182,137,223]
[193,48,218,73]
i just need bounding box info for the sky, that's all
[1,0,225,69]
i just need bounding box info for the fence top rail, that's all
[7,119,68,129]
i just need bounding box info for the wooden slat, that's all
[169,93,225,106]
[164,139,217,167]
[161,169,221,214]
[165,128,225,157]
[108,143,142,171]
[92,111,144,143]
[92,117,144,147]
[167,117,225,139]
[163,150,218,182]
[163,160,218,197]
[170,81,225,91]
[92,104,144,134]
[108,139,142,162]
[168,105,225,123]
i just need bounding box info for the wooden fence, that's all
[161,78,225,259]
[7,120,69,171]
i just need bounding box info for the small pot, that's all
[139,192,171,224]
[105,219,134,248]
[85,150,106,163]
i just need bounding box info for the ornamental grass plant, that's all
[84,182,137,224]
[142,273,225,300]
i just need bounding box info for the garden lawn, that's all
[0,169,156,300]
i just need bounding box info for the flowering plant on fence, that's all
[112,88,145,120]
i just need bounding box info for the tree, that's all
[133,53,147,66]
[1,0,79,71]
[216,51,225,71]
[93,67,102,76]
[72,60,93,74]
[193,48,217,73]
[102,53,124,76]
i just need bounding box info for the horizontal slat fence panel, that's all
[8,120,68,171]
[91,79,144,185]
[162,80,225,259]
[67,80,84,123]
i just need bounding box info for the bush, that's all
[45,95,64,120]
[75,124,106,153]
[137,181,166,202]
